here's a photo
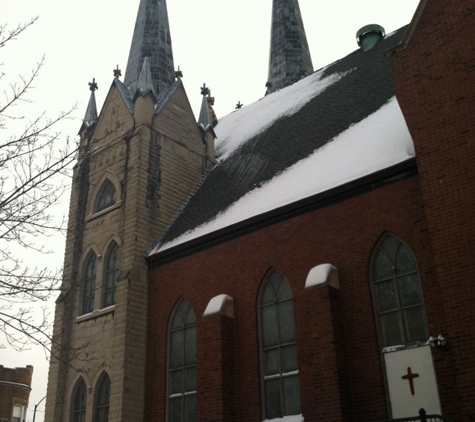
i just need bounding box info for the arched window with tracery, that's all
[103,242,119,307]
[81,251,97,314]
[94,179,116,213]
[258,269,301,420]
[167,298,197,422]
[71,377,87,422]
[94,372,111,422]
[370,233,428,348]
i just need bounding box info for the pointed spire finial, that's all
[113,65,122,79]
[267,0,313,93]
[175,66,183,79]
[80,79,98,134]
[201,83,209,96]
[236,101,243,110]
[135,57,156,101]
[89,78,98,92]
[198,83,218,135]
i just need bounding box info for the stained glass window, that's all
[94,180,116,213]
[71,378,87,422]
[82,251,97,314]
[95,373,111,422]
[258,270,301,420]
[103,242,119,307]
[371,233,428,348]
[168,298,197,422]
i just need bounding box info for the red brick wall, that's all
[145,174,457,422]
[0,366,33,420]
[390,1,475,420]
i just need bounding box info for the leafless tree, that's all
[0,18,78,353]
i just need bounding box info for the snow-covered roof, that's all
[150,26,414,257]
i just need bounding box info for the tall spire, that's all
[267,0,314,94]
[124,0,175,99]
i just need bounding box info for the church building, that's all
[44,0,475,421]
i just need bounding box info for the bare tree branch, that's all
[0,18,79,356]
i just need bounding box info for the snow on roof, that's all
[215,68,347,161]
[157,96,414,252]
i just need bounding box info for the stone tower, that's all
[43,0,212,421]
[266,0,314,94]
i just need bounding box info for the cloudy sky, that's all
[1,0,419,420]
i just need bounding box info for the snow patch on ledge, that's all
[305,264,339,289]
[203,294,234,318]
[263,415,304,422]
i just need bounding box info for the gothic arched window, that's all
[370,233,428,348]
[258,270,301,420]
[94,179,116,213]
[103,242,119,307]
[71,377,87,422]
[81,251,97,314]
[94,372,111,422]
[167,298,197,422]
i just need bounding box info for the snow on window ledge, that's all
[203,294,234,318]
[263,414,304,422]
[305,263,339,289]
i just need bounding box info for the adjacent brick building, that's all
[0,365,33,422]
[44,0,475,421]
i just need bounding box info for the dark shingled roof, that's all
[154,27,408,252]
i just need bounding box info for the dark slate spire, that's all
[267,0,314,94]
[124,0,175,99]
[198,84,217,139]
[79,79,98,133]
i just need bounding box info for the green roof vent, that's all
[356,24,385,51]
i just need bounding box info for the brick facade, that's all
[45,1,475,421]
[146,174,447,422]
[389,1,475,420]
[144,2,475,421]
[0,365,33,421]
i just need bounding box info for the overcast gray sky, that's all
[1,0,419,420]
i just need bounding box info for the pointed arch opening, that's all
[370,233,428,349]
[258,269,301,420]
[103,241,119,308]
[71,377,87,422]
[167,298,197,422]
[94,372,111,422]
[94,179,117,213]
[81,250,97,315]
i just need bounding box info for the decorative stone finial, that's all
[113,65,122,78]
[236,101,243,109]
[201,83,209,96]
[175,66,183,79]
[89,78,98,92]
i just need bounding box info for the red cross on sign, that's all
[401,367,420,396]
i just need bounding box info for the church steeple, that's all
[124,0,175,99]
[267,0,314,94]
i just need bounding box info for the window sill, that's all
[76,305,115,323]
[86,201,122,222]
[382,340,429,354]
